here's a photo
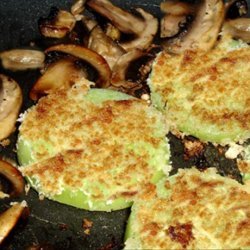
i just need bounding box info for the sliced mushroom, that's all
[87,0,158,51]
[161,14,189,38]
[120,8,158,51]
[30,58,88,100]
[81,15,98,31]
[0,80,3,104]
[225,0,248,19]
[71,0,86,17]
[87,0,145,34]
[39,7,76,38]
[111,49,145,88]
[104,23,121,41]
[160,0,194,39]
[160,1,194,16]
[45,44,111,88]
[0,49,45,71]
[0,202,28,244]
[0,74,22,140]
[88,25,125,69]
[163,0,225,53]
[223,18,250,42]
[0,159,25,197]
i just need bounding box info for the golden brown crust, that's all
[150,38,250,143]
[19,86,169,203]
[127,168,250,249]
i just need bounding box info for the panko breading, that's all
[124,168,250,249]
[17,82,170,211]
[149,37,250,144]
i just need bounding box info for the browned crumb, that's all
[58,223,69,231]
[82,218,93,235]
[0,139,11,147]
[217,146,225,155]
[183,139,204,160]
[237,159,250,175]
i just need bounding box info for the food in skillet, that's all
[124,167,250,249]
[0,159,27,244]
[238,143,250,184]
[17,81,170,211]
[149,35,250,144]
[0,0,249,247]
[0,74,23,141]
[0,202,28,244]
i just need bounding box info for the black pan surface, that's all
[0,1,249,249]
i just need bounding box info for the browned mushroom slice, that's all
[30,58,88,100]
[87,0,145,34]
[0,49,45,71]
[111,49,145,89]
[71,0,86,16]
[45,44,111,88]
[160,0,194,16]
[163,0,225,53]
[0,74,22,141]
[160,0,194,39]
[88,26,125,69]
[39,7,76,38]
[105,23,121,41]
[87,0,158,51]
[0,202,28,244]
[81,15,98,31]
[160,14,188,38]
[0,159,25,197]
[225,0,248,19]
[120,8,158,51]
[223,18,250,42]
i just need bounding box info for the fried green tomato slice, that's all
[124,168,250,249]
[17,83,170,211]
[149,37,250,144]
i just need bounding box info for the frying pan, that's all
[0,0,249,249]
